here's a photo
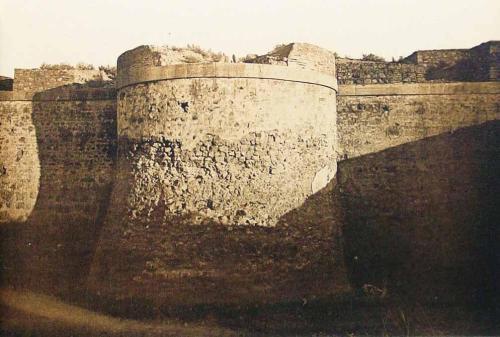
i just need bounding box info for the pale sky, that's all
[1,0,499,77]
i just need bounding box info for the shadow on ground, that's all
[0,80,498,336]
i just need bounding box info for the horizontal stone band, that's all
[117,63,338,91]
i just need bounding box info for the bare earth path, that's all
[0,288,238,337]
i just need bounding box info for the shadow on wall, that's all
[87,174,350,315]
[0,89,498,323]
[337,120,499,312]
[1,83,117,298]
[425,59,483,82]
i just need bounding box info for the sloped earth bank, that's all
[0,288,236,337]
[0,287,495,336]
[1,122,498,336]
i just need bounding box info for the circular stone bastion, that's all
[88,45,346,308]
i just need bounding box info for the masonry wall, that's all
[335,81,500,306]
[0,68,116,224]
[337,41,500,85]
[0,85,117,296]
[471,41,500,81]
[404,49,472,68]
[403,41,500,82]
[12,68,104,99]
[0,76,13,91]
[337,82,500,159]
[336,60,425,85]
[0,100,39,222]
[337,121,499,306]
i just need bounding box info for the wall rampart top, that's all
[117,44,338,91]
[12,68,111,100]
[117,62,338,91]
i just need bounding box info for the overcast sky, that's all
[1,0,499,77]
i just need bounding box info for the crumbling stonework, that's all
[336,41,500,84]
[116,79,336,226]
[245,42,336,76]
[0,41,498,314]
[336,59,425,85]
[88,47,344,306]
[0,101,39,222]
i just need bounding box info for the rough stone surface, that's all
[117,45,229,71]
[0,41,498,316]
[403,41,500,81]
[245,42,336,76]
[336,41,500,84]
[0,101,39,222]
[337,120,499,305]
[12,69,106,99]
[88,52,344,305]
[117,81,336,226]
[0,86,117,296]
[337,83,500,159]
[336,59,425,84]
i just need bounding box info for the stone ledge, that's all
[338,82,500,96]
[117,63,338,92]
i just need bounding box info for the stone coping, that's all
[338,82,500,96]
[117,63,338,92]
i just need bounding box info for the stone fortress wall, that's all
[0,69,117,295]
[0,40,498,309]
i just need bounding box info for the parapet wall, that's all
[0,76,13,91]
[404,41,500,81]
[12,68,105,99]
[336,59,425,85]
[337,41,500,85]
[404,49,472,68]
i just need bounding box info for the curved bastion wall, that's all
[87,46,347,307]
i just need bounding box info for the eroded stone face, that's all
[0,101,39,223]
[88,71,342,306]
[117,78,336,227]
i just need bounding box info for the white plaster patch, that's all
[311,164,336,194]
